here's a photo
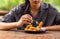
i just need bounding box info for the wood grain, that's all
[0,31,60,39]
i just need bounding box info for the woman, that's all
[0,0,60,31]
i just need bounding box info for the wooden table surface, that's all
[0,30,60,39]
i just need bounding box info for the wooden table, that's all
[0,30,60,39]
[0,10,8,15]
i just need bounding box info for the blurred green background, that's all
[0,0,60,12]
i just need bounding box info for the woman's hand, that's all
[17,14,33,27]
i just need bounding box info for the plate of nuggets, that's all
[24,21,45,33]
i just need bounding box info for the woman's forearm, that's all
[0,22,22,30]
[43,25,60,31]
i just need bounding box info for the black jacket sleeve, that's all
[54,12,60,25]
[0,5,22,23]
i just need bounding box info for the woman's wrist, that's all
[16,21,23,28]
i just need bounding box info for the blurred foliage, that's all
[0,0,60,12]
[0,0,24,11]
[43,0,60,12]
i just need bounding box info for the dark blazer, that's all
[0,3,59,30]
